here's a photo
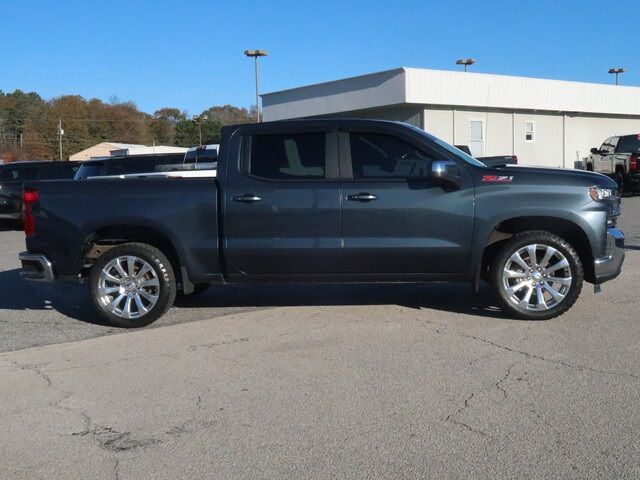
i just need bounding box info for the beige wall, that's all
[423,107,640,168]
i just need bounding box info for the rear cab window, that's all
[37,163,79,180]
[615,135,640,154]
[0,164,40,182]
[75,162,104,179]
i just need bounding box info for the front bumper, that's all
[593,228,625,284]
[19,252,55,282]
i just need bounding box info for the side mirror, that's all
[431,160,460,183]
[590,147,599,155]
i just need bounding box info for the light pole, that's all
[244,49,268,122]
[194,114,208,145]
[608,68,625,85]
[456,58,475,72]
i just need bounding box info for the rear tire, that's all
[491,231,583,320]
[90,243,176,328]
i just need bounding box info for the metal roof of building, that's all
[262,67,640,120]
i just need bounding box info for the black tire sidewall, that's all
[90,243,176,328]
[492,232,584,320]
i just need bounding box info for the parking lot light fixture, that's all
[608,68,626,85]
[194,114,209,145]
[244,49,268,122]
[456,58,475,72]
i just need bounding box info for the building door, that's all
[468,119,485,158]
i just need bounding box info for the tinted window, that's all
[249,133,326,180]
[349,132,434,179]
[37,163,79,180]
[102,155,185,176]
[0,165,40,182]
[75,163,103,179]
[616,135,640,153]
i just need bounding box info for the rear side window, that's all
[348,132,434,179]
[0,165,40,182]
[249,133,326,180]
[615,135,640,153]
[37,163,79,180]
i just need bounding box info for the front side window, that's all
[249,132,326,180]
[349,132,434,179]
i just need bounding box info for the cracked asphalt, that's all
[0,198,639,479]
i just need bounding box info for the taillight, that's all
[629,154,638,173]
[22,189,39,238]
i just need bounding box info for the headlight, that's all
[589,186,613,201]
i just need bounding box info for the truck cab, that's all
[586,134,640,195]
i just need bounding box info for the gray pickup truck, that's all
[19,119,624,327]
[585,134,640,196]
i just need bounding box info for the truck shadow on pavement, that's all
[0,268,110,325]
[0,268,517,323]
[175,282,514,320]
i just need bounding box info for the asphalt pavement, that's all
[0,198,639,479]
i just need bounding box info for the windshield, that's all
[404,124,487,167]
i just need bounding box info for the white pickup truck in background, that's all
[585,134,640,196]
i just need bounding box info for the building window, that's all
[525,121,535,143]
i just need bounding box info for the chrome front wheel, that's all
[494,232,584,320]
[502,244,572,311]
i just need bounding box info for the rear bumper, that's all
[19,252,55,282]
[593,228,625,284]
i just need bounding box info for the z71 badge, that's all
[482,175,514,183]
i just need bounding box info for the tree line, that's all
[0,89,256,162]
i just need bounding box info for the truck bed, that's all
[25,177,222,283]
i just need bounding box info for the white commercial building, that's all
[69,142,187,161]
[262,68,640,167]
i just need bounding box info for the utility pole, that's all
[57,119,64,160]
[244,50,268,122]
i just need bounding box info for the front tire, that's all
[90,243,176,327]
[492,232,583,320]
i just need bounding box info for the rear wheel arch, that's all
[479,216,595,283]
[81,225,185,289]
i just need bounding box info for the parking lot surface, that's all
[1,199,639,479]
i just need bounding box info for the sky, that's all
[1,0,639,116]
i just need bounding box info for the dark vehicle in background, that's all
[0,161,78,221]
[74,153,186,179]
[183,144,219,169]
[585,134,640,196]
[20,119,623,327]
[455,145,518,167]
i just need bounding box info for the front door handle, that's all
[347,192,377,202]
[233,194,262,203]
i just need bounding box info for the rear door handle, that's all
[346,192,377,202]
[233,194,262,203]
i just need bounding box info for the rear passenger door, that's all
[338,125,474,275]
[223,125,342,277]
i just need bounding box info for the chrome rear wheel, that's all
[97,255,160,319]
